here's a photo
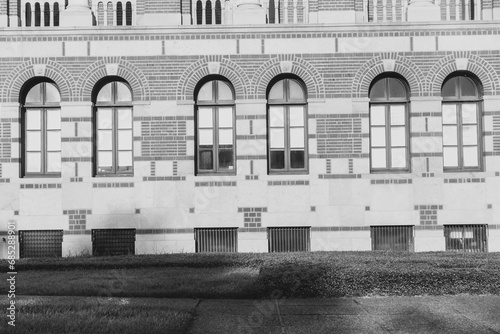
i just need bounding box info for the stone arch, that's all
[77,57,150,102]
[2,58,74,103]
[351,54,425,98]
[176,56,249,101]
[427,53,499,97]
[252,55,325,99]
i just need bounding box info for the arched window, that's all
[206,0,212,24]
[26,3,32,26]
[441,73,482,171]
[196,0,202,24]
[53,3,60,26]
[97,2,104,25]
[369,76,410,172]
[195,79,235,174]
[44,2,50,26]
[116,1,123,25]
[21,81,61,176]
[93,80,133,175]
[35,3,41,26]
[106,2,113,25]
[267,77,308,173]
[126,2,132,25]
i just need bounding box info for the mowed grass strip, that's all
[0,296,195,334]
[2,252,500,298]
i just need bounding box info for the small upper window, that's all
[94,80,133,176]
[267,78,308,174]
[22,81,61,177]
[195,79,236,174]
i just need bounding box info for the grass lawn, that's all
[1,252,499,333]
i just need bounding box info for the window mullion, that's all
[113,108,118,174]
[42,108,47,174]
[285,106,290,171]
[457,104,463,169]
[386,105,391,169]
[213,106,218,172]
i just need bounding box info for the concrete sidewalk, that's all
[186,295,500,334]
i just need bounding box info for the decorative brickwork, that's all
[316,116,363,155]
[253,55,325,99]
[0,123,11,158]
[238,207,266,228]
[370,179,412,184]
[20,183,61,189]
[139,118,187,157]
[351,54,424,98]
[195,181,237,187]
[77,58,150,102]
[2,58,74,102]
[92,182,134,188]
[427,53,500,96]
[144,0,180,13]
[492,116,500,153]
[64,209,91,231]
[267,180,310,186]
[177,56,249,100]
[415,205,442,226]
[444,178,485,183]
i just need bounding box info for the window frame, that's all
[21,81,62,178]
[93,80,134,177]
[369,77,410,173]
[267,77,309,175]
[195,79,236,175]
[441,75,483,172]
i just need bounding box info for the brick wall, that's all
[139,117,188,158]
[143,0,180,13]
[317,0,354,11]
[316,116,363,155]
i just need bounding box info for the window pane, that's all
[443,147,458,167]
[270,128,285,148]
[199,129,213,145]
[289,106,304,126]
[269,80,284,100]
[26,152,41,173]
[390,105,405,125]
[389,78,407,99]
[443,126,458,145]
[97,109,113,129]
[288,80,305,100]
[46,152,61,172]
[117,108,132,128]
[218,129,233,145]
[390,126,406,147]
[46,109,61,130]
[460,77,477,98]
[218,149,234,170]
[218,107,233,128]
[370,79,385,100]
[442,104,457,124]
[462,104,477,124]
[198,108,213,128]
[98,151,112,168]
[463,146,479,167]
[98,130,112,150]
[26,131,41,151]
[290,128,304,148]
[26,109,41,130]
[118,151,133,168]
[462,125,478,145]
[442,77,457,98]
[391,148,406,168]
[270,151,285,169]
[97,83,112,102]
[217,81,233,101]
[116,82,132,102]
[290,150,305,169]
[371,148,386,168]
[197,82,213,102]
[45,83,61,103]
[199,150,213,170]
[118,130,133,150]
[26,84,42,103]
[371,127,386,147]
[47,131,61,151]
[269,107,284,127]
[371,106,386,125]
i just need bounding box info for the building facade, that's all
[1,0,500,258]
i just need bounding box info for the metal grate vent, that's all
[92,229,136,256]
[194,228,238,253]
[371,225,414,252]
[444,224,488,253]
[268,227,311,253]
[19,230,63,258]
